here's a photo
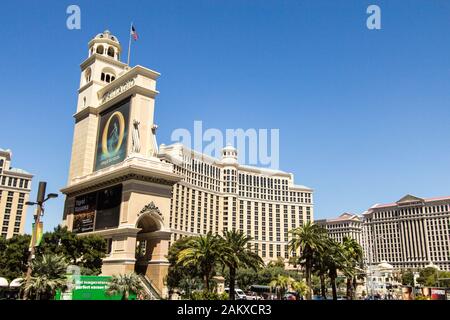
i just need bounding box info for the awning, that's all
[0,277,8,287]
[9,278,23,288]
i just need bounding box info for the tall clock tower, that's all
[61,30,181,297]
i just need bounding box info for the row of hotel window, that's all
[0,175,30,189]
[371,205,450,219]
[176,172,311,203]
[177,163,298,191]
[170,205,310,241]
[0,191,25,237]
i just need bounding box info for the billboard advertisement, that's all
[55,276,137,300]
[94,98,130,171]
[73,191,97,233]
[95,184,122,230]
[430,288,447,300]
[72,185,122,233]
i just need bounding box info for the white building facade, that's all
[363,194,450,271]
[0,149,33,239]
[316,212,363,244]
[159,143,314,263]
[323,194,450,271]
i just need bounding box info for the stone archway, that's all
[134,202,171,294]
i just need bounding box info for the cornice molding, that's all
[80,53,127,70]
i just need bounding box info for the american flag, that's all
[131,24,138,41]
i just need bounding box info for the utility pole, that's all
[22,182,58,300]
[23,182,46,300]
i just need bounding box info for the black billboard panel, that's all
[73,192,97,233]
[72,184,122,233]
[94,184,122,230]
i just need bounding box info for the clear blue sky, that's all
[1,1,449,233]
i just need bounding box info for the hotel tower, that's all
[61,30,313,296]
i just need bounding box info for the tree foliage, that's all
[0,226,107,282]
[220,230,264,300]
[176,232,223,292]
[288,221,328,300]
[401,269,415,286]
[23,254,69,300]
[37,225,107,274]
[107,273,143,300]
[0,234,31,281]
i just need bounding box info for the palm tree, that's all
[220,230,264,300]
[313,251,328,299]
[291,280,308,300]
[322,239,347,300]
[342,236,364,300]
[23,254,68,300]
[269,275,293,300]
[177,232,222,292]
[107,273,143,300]
[288,221,327,300]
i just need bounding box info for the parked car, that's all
[224,288,247,300]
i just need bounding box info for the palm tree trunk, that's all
[320,274,326,298]
[352,277,357,300]
[204,274,210,292]
[346,278,354,300]
[331,276,337,300]
[306,266,312,300]
[229,267,236,300]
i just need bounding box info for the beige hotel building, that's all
[363,194,450,271]
[159,144,313,261]
[0,149,33,239]
[322,195,450,271]
[60,30,313,296]
[316,212,363,245]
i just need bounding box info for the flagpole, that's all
[127,22,132,66]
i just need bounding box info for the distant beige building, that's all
[61,30,313,297]
[316,212,363,244]
[0,149,33,239]
[363,194,450,271]
[323,194,450,272]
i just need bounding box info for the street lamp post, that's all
[22,181,58,300]
[366,232,385,299]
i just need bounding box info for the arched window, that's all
[107,47,115,58]
[96,45,104,54]
[101,68,116,83]
[85,68,92,83]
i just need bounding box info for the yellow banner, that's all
[29,222,43,249]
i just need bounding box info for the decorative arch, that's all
[136,202,165,233]
[96,45,104,54]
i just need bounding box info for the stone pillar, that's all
[213,276,225,294]
[139,230,171,296]
[101,227,140,276]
